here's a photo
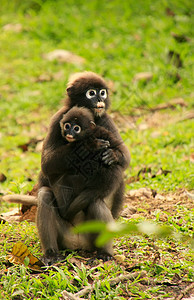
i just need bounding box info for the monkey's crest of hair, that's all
[60,106,95,127]
[67,71,108,90]
[66,71,110,111]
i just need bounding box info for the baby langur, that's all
[37,106,124,264]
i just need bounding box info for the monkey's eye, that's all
[99,89,107,100]
[86,89,97,99]
[64,123,71,130]
[73,125,81,133]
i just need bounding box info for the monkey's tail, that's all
[2,194,37,206]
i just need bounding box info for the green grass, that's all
[0,0,193,299]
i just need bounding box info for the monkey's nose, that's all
[97,102,105,108]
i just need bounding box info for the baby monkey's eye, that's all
[73,125,81,133]
[64,123,71,130]
[86,89,97,99]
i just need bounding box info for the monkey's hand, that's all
[102,148,120,165]
[95,139,110,150]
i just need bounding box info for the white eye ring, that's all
[99,89,107,100]
[86,89,97,99]
[73,125,81,133]
[64,123,71,130]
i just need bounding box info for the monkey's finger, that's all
[102,156,116,165]
[108,160,115,165]
[102,149,112,156]
[102,154,111,161]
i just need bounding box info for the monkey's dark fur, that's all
[46,107,123,221]
[37,72,130,264]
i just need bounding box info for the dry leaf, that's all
[35,140,44,152]
[168,50,183,68]
[166,7,175,17]
[171,32,190,43]
[35,74,53,82]
[121,206,137,218]
[114,254,126,263]
[8,242,44,271]
[3,23,23,32]
[151,98,187,112]
[45,49,85,65]
[0,208,22,223]
[0,173,7,182]
[133,72,153,82]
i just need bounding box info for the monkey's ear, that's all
[90,121,96,129]
[66,86,73,95]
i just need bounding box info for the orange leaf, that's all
[8,242,44,271]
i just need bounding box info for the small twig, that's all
[175,282,194,300]
[75,286,93,297]
[61,271,146,299]
[62,290,84,300]
[109,270,147,286]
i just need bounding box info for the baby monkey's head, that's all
[60,106,96,143]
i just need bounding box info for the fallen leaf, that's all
[168,50,183,68]
[8,242,44,271]
[178,111,194,122]
[0,208,22,223]
[133,72,153,82]
[18,138,43,152]
[35,141,43,152]
[171,32,191,43]
[150,98,187,112]
[114,254,126,263]
[166,7,175,17]
[121,206,137,218]
[35,74,53,82]
[44,49,85,65]
[0,173,7,182]
[127,188,154,199]
[3,23,23,32]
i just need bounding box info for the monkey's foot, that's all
[97,251,113,262]
[42,250,66,265]
[87,251,113,265]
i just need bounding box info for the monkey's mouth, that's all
[94,107,105,116]
[94,102,105,116]
[65,135,75,142]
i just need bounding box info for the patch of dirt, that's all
[122,188,194,222]
[1,188,193,299]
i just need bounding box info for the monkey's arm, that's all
[102,143,130,167]
[93,125,130,168]
[41,145,73,176]
[41,107,73,176]
[97,115,130,169]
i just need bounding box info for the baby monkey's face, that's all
[62,121,81,142]
[60,107,96,143]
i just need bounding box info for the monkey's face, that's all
[61,121,82,142]
[85,88,107,117]
[66,72,110,117]
[60,107,96,143]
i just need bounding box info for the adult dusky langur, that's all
[37,72,130,264]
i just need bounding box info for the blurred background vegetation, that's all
[0,0,193,199]
[0,2,193,299]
